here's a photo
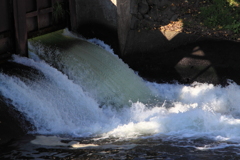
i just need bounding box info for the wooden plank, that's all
[26,11,38,18]
[13,0,27,56]
[0,0,11,33]
[39,7,53,14]
[26,7,53,18]
[0,37,9,44]
[0,37,11,55]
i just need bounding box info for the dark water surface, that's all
[1,135,240,160]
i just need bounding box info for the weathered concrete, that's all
[117,0,207,55]
[74,0,207,56]
[123,29,205,55]
[74,0,240,85]
[75,0,119,54]
[76,0,117,30]
[117,0,131,54]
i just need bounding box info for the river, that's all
[1,29,240,159]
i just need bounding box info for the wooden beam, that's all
[13,0,27,56]
[39,7,53,15]
[26,7,53,18]
[26,11,38,18]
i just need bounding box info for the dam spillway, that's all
[28,29,156,107]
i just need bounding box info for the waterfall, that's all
[1,29,240,146]
[28,29,156,107]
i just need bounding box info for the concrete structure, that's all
[74,0,205,56]
[76,0,117,31]
[116,0,205,55]
[0,0,76,57]
[74,0,240,85]
[1,0,240,85]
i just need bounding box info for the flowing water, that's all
[1,30,240,159]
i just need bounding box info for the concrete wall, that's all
[117,0,132,54]
[76,0,117,30]
[74,0,240,85]
[117,0,205,55]
[75,0,119,54]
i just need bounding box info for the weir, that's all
[0,29,160,137]
[0,0,77,58]
[28,29,156,107]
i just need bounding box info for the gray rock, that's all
[131,16,139,29]
[144,14,152,21]
[159,0,170,7]
[141,0,148,5]
[163,7,175,19]
[170,5,177,11]
[137,13,144,20]
[149,6,159,21]
[131,3,139,14]
[161,0,170,5]
[141,19,153,28]
[153,0,162,7]
[138,3,149,14]
[147,0,155,5]
[170,14,179,21]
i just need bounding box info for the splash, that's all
[1,29,240,149]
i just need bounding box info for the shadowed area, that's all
[123,39,240,85]
[0,62,43,145]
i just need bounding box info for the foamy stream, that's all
[1,30,240,159]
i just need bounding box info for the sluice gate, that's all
[0,0,76,59]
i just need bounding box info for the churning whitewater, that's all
[1,30,240,150]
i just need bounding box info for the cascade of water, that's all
[0,56,112,136]
[2,29,240,149]
[28,29,156,107]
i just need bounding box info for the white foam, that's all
[5,55,240,145]
[2,32,240,149]
[100,82,240,143]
